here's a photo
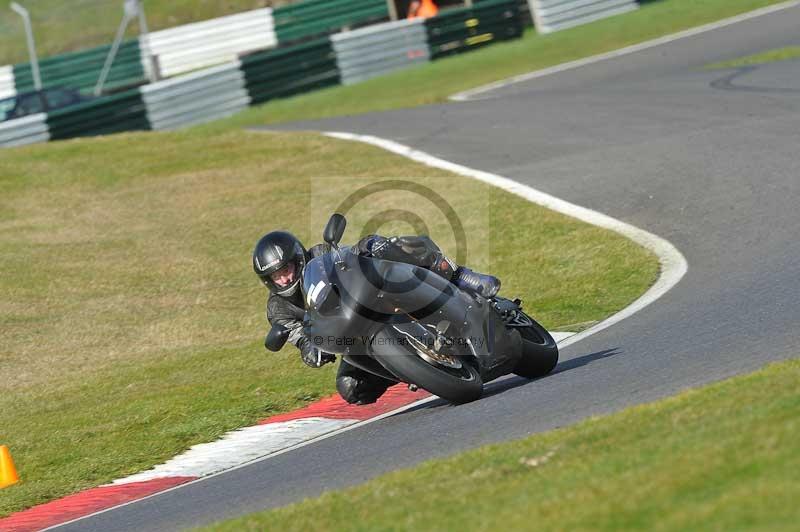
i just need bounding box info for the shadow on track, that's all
[391,348,623,416]
[554,347,621,374]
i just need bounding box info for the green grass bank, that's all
[205,358,800,531]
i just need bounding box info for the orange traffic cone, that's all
[0,445,20,488]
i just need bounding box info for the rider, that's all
[252,230,500,405]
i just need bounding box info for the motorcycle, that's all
[266,214,559,404]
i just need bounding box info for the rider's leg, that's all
[362,235,501,298]
[336,359,394,405]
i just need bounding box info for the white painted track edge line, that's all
[450,0,800,101]
[323,131,688,352]
[44,401,431,531]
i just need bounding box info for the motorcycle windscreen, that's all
[302,253,386,355]
[303,256,333,311]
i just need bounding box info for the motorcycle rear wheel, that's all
[373,328,483,404]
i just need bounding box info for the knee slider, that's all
[336,375,361,404]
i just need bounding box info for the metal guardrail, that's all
[529,0,638,33]
[274,0,389,44]
[142,8,277,79]
[46,89,149,140]
[1,1,526,149]
[332,19,429,86]
[241,38,340,105]
[0,66,16,100]
[0,112,49,147]
[141,62,251,130]
[427,0,524,59]
[0,0,420,99]
[13,40,145,95]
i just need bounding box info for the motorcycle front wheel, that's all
[372,327,483,404]
[513,314,559,379]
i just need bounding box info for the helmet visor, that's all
[269,261,297,288]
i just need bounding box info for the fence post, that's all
[386,0,399,21]
[10,2,42,91]
[94,1,138,96]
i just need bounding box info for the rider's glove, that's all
[299,338,335,368]
[364,235,438,268]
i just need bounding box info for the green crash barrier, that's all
[46,88,149,140]
[13,40,145,95]
[23,1,528,145]
[274,0,389,44]
[426,0,524,60]
[241,38,340,104]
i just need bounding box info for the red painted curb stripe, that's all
[0,476,196,532]
[0,385,428,530]
[259,383,431,424]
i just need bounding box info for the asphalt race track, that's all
[57,7,800,531]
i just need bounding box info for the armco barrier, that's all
[0,65,15,100]
[141,62,251,131]
[2,1,527,149]
[530,0,638,34]
[332,19,429,86]
[426,0,525,59]
[0,0,411,101]
[274,0,389,44]
[241,38,340,105]
[46,89,149,140]
[0,113,49,147]
[13,41,145,95]
[142,9,277,79]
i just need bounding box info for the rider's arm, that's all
[266,292,334,368]
[355,234,388,256]
[266,293,305,348]
[356,234,441,269]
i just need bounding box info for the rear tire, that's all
[372,328,483,404]
[513,316,559,379]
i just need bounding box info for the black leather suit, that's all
[266,235,457,405]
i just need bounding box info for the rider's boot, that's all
[453,266,501,298]
[430,253,501,298]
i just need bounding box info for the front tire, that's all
[513,315,559,379]
[372,328,483,404]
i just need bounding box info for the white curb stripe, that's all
[551,331,576,342]
[111,331,574,483]
[450,0,800,101]
[112,418,358,484]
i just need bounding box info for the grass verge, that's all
[204,0,790,131]
[0,129,657,517]
[203,358,800,531]
[705,45,800,69]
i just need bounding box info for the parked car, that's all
[0,88,93,123]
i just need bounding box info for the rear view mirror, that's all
[323,213,346,246]
[265,324,290,352]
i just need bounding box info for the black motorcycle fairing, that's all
[341,354,400,383]
[302,246,524,381]
[481,311,523,382]
[302,252,389,355]
[302,249,471,354]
